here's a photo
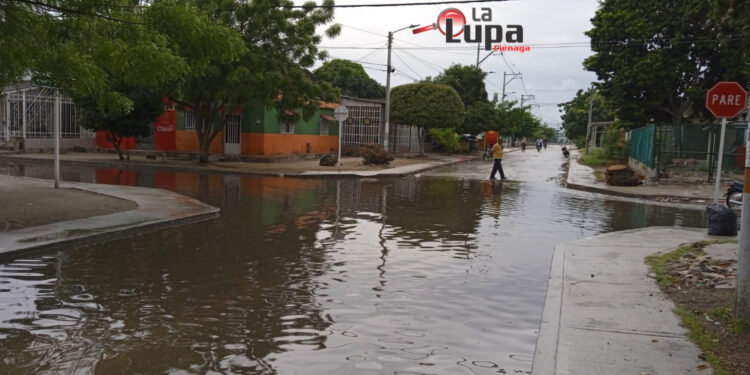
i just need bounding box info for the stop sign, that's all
[706,81,747,118]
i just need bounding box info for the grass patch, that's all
[675,306,733,375]
[712,304,750,334]
[577,148,622,167]
[646,239,749,375]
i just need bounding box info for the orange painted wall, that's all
[175,130,223,154]
[245,134,338,155]
[96,131,135,150]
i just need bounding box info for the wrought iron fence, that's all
[1,87,92,141]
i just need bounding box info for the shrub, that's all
[573,136,586,150]
[578,148,612,166]
[601,127,629,161]
[361,143,394,165]
[429,128,462,152]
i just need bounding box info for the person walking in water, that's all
[489,138,508,180]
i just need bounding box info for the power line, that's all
[399,49,446,73]
[392,51,424,81]
[319,33,747,50]
[355,43,386,63]
[393,71,420,82]
[288,0,511,8]
[327,56,387,67]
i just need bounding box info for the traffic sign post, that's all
[706,82,748,203]
[334,105,349,167]
[705,82,750,320]
[740,96,750,322]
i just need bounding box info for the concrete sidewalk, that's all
[0,175,219,258]
[0,151,480,178]
[567,150,715,203]
[532,227,729,375]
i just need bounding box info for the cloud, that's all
[313,0,602,127]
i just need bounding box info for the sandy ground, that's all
[0,175,137,231]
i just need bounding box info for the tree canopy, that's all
[76,87,163,160]
[390,83,465,154]
[314,59,385,99]
[558,86,615,143]
[0,0,186,116]
[150,0,341,163]
[584,0,749,127]
[431,64,489,107]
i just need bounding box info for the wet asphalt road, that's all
[0,146,704,374]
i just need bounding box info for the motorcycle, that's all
[725,181,743,209]
[562,146,570,158]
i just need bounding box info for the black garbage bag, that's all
[706,203,737,236]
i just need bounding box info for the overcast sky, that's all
[311,0,601,128]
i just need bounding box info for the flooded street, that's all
[0,147,705,374]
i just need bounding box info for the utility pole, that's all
[384,31,394,152]
[54,90,60,188]
[585,90,596,152]
[738,96,750,320]
[476,44,480,67]
[384,24,418,152]
[521,94,535,107]
[502,72,521,102]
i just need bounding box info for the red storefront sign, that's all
[154,109,176,151]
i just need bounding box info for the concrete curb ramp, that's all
[565,150,713,202]
[532,227,724,375]
[0,181,219,258]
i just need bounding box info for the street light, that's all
[384,24,419,152]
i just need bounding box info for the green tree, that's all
[314,59,385,99]
[150,0,340,163]
[76,87,164,160]
[0,1,185,115]
[462,100,499,135]
[390,83,465,155]
[584,0,748,128]
[558,86,614,142]
[432,64,489,107]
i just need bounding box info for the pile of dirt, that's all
[654,242,749,374]
[605,164,641,186]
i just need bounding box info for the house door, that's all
[224,113,241,154]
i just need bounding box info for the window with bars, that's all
[281,122,295,134]
[185,111,196,131]
[185,111,195,130]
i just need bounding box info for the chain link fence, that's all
[649,122,747,182]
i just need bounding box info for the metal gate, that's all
[224,113,241,154]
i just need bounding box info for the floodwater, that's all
[0,147,705,374]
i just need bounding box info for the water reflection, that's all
[0,161,705,374]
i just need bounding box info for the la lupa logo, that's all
[413,8,530,52]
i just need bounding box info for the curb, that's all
[0,154,479,179]
[531,227,715,375]
[564,156,711,204]
[0,178,220,260]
